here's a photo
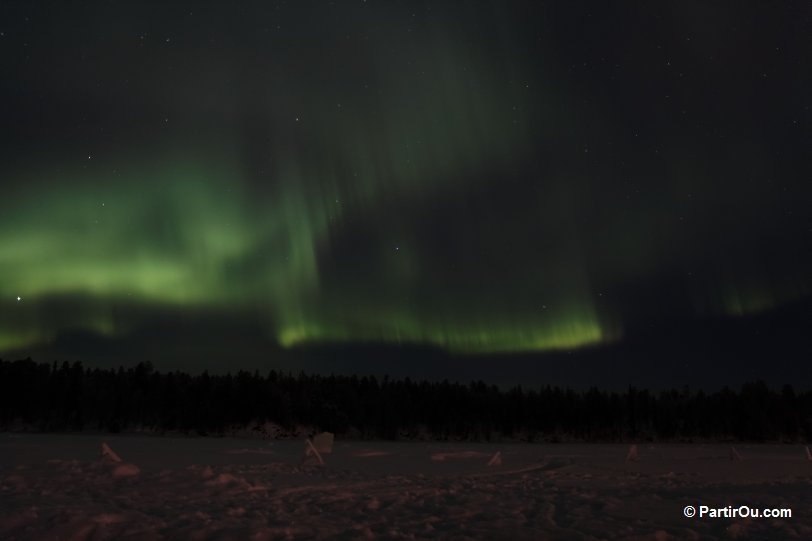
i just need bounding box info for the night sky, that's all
[1,2,809,382]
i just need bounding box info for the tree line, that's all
[1,358,810,442]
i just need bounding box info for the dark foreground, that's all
[1,434,810,540]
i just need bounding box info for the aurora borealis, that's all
[1,2,809,375]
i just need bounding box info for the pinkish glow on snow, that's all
[1,434,810,539]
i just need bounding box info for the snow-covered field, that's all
[1,434,810,540]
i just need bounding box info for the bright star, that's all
[16,296,21,302]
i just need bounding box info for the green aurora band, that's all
[1,2,808,357]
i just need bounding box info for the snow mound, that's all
[204,472,253,491]
[91,513,129,524]
[111,463,140,478]
[206,472,241,486]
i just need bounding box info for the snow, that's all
[430,450,490,461]
[1,433,810,540]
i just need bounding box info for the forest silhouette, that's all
[1,358,810,442]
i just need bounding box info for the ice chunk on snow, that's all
[100,442,122,463]
[303,438,325,466]
[99,443,138,477]
[626,445,638,462]
[729,446,742,461]
[487,451,502,467]
[312,432,334,454]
